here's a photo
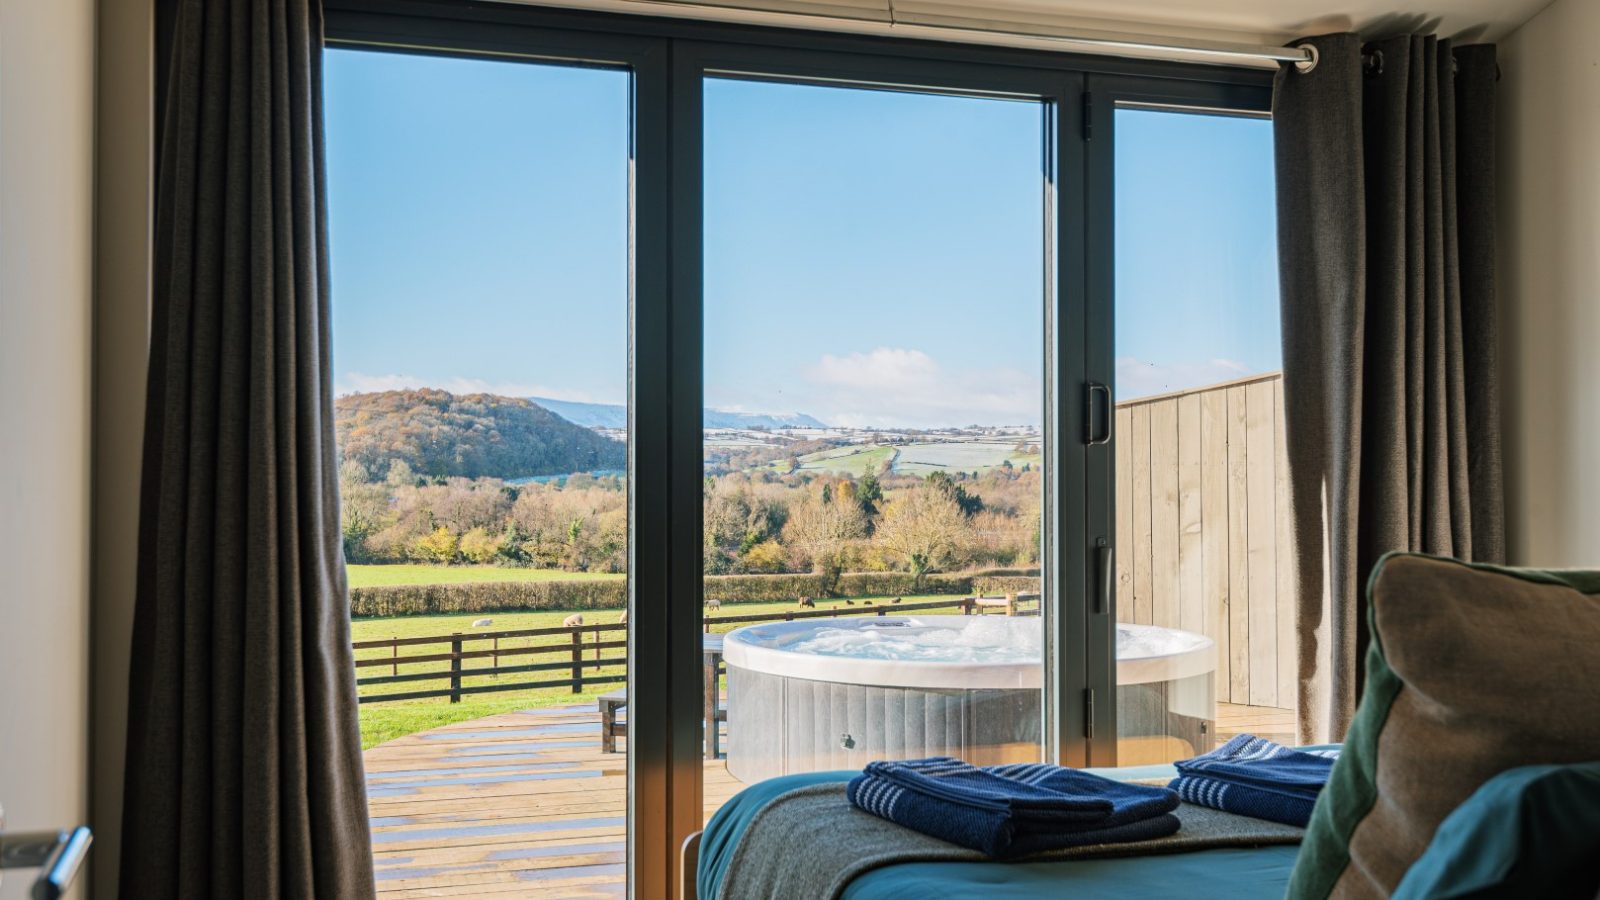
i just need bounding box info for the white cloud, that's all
[1114,357,1260,402]
[803,347,1040,428]
[337,372,614,404]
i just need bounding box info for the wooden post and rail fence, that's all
[352,595,1029,705]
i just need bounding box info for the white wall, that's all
[0,1,97,898]
[1498,0,1600,567]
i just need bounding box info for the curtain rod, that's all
[506,0,1316,70]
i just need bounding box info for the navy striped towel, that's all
[1170,735,1340,827]
[847,757,1180,858]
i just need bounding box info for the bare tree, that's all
[877,485,966,579]
[782,483,866,576]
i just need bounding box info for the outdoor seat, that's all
[598,688,727,754]
[599,689,628,753]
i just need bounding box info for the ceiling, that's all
[896,0,1555,44]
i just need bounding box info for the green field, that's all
[346,563,624,589]
[352,593,965,748]
[779,444,896,477]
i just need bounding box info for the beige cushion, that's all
[1289,553,1600,899]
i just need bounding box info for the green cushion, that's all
[1287,553,1600,899]
[1393,762,1600,899]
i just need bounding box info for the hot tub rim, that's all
[722,617,1216,690]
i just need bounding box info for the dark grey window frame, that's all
[308,1,1275,892]
[1081,76,1274,763]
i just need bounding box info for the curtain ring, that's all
[1364,48,1385,77]
[1293,42,1318,73]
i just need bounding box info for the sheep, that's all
[892,597,902,604]
[472,618,494,628]
[705,598,723,611]
[844,599,855,606]
[797,596,815,608]
[563,613,584,628]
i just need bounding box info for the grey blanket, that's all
[716,783,1304,900]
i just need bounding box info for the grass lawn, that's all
[346,563,624,589]
[352,593,968,749]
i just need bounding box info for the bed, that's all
[686,755,1329,900]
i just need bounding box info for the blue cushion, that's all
[1392,762,1600,900]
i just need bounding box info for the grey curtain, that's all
[1275,33,1504,744]
[120,0,376,896]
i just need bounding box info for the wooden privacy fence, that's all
[1114,371,1296,710]
[353,596,993,704]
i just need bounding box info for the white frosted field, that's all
[893,440,1036,474]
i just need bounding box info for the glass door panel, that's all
[326,49,636,895]
[700,75,1052,815]
[1109,105,1290,765]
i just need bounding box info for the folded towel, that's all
[848,757,1180,858]
[1169,735,1340,827]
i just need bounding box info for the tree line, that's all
[340,459,1041,579]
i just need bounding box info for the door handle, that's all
[1085,382,1112,445]
[1095,539,1114,615]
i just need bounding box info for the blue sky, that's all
[326,49,1279,428]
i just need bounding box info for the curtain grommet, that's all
[1293,42,1318,73]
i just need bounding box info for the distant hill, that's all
[528,397,629,430]
[531,396,827,430]
[705,408,829,430]
[336,389,627,480]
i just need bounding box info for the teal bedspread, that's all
[698,753,1335,899]
[840,847,1300,899]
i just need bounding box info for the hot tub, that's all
[722,616,1215,783]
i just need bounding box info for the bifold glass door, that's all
[325,38,664,899]
[322,8,1277,891]
[1087,83,1285,768]
[699,73,1054,813]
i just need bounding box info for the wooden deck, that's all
[366,701,1295,897]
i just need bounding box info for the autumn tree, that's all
[415,526,460,563]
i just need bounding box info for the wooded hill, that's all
[336,389,626,480]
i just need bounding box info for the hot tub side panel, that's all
[727,664,1041,783]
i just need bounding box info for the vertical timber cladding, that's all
[1112,372,1291,708]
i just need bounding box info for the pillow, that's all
[1392,762,1600,900]
[1288,553,1600,899]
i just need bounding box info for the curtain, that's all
[1274,33,1504,744]
[120,0,376,896]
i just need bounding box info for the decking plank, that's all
[367,701,1296,896]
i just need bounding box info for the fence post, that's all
[877,606,886,616]
[593,625,601,671]
[392,636,398,677]
[449,633,462,704]
[492,636,499,679]
[570,629,584,694]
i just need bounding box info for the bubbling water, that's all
[785,617,1040,664]
[780,616,1208,664]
